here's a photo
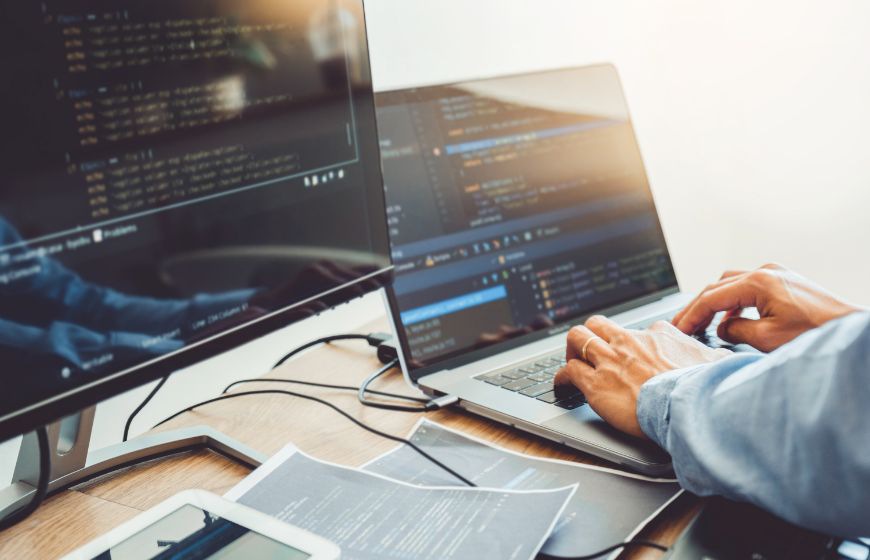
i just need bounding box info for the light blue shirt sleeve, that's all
[636,311,870,538]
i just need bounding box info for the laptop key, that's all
[520,382,553,397]
[554,383,582,400]
[536,390,560,404]
[502,378,537,392]
[555,395,586,410]
[482,375,512,387]
[500,369,526,380]
[528,373,550,382]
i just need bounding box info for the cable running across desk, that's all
[357,359,445,412]
[152,387,475,487]
[145,334,670,559]
[538,539,669,559]
[272,333,387,368]
[124,332,402,439]
[223,376,428,403]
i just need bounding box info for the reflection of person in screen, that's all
[0,217,377,376]
[0,218,256,375]
[554,264,869,536]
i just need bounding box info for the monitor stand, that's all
[0,406,267,519]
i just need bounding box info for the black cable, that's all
[153,334,667,558]
[273,334,373,368]
[123,376,169,442]
[358,359,432,412]
[0,426,50,532]
[124,332,394,442]
[538,539,668,559]
[221,378,428,403]
[234,334,433,410]
[152,388,475,487]
[153,388,665,558]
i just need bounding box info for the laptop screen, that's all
[377,65,677,376]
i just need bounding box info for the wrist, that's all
[819,303,864,329]
[636,369,688,447]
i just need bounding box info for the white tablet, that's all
[61,489,340,560]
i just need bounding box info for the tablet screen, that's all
[91,504,310,560]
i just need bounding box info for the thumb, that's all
[717,317,766,347]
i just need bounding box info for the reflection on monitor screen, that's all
[0,0,389,430]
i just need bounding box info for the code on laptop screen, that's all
[377,65,677,370]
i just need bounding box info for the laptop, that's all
[375,64,696,475]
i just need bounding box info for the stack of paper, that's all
[226,420,681,559]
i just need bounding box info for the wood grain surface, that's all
[0,319,700,558]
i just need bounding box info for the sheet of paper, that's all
[226,444,577,560]
[362,420,682,558]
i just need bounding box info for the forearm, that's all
[637,311,870,537]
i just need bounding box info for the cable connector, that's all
[364,332,392,346]
[366,332,398,364]
[424,395,460,411]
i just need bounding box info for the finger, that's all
[566,325,616,365]
[761,262,785,271]
[583,336,616,367]
[674,280,759,335]
[717,317,765,347]
[584,315,625,342]
[554,359,595,394]
[671,278,742,327]
[672,272,749,326]
[722,307,744,322]
[672,272,757,330]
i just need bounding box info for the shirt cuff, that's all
[636,365,706,448]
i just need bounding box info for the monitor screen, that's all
[0,0,390,437]
[377,65,677,376]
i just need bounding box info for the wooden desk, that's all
[0,320,700,559]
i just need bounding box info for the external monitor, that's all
[0,0,390,442]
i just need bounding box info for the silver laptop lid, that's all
[377,64,678,383]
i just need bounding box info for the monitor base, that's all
[0,407,266,520]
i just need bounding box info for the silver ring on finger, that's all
[581,336,603,363]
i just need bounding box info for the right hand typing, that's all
[672,264,861,352]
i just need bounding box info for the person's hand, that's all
[672,264,861,352]
[555,316,730,438]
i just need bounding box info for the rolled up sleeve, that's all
[635,312,870,537]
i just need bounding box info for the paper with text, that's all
[227,444,576,560]
[362,420,682,558]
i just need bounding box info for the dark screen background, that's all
[0,0,390,421]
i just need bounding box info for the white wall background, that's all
[366,0,870,302]
[3,1,869,480]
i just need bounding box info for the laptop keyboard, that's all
[475,312,754,411]
[476,353,588,410]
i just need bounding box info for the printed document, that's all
[363,420,682,558]
[227,444,576,560]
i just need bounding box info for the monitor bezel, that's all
[377,63,680,383]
